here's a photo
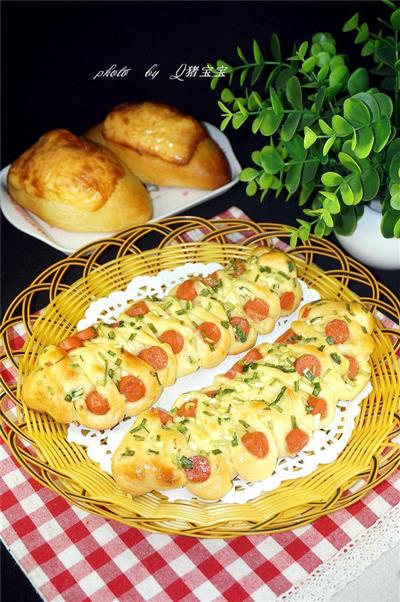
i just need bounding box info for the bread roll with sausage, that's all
[86,102,231,190]
[7,129,152,232]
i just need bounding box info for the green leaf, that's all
[236,46,248,62]
[334,206,357,235]
[390,154,400,182]
[252,114,263,134]
[210,76,219,91]
[324,195,341,214]
[323,137,336,156]
[340,181,355,205]
[251,64,264,86]
[329,65,349,87]
[232,113,248,129]
[361,167,380,201]
[355,23,369,44]
[343,98,371,127]
[314,219,326,238]
[220,115,232,131]
[281,111,302,142]
[259,110,283,136]
[319,119,334,135]
[374,93,393,118]
[317,65,330,83]
[302,160,319,184]
[270,33,281,61]
[239,67,249,86]
[235,98,248,116]
[390,183,400,210]
[260,146,284,174]
[348,173,363,204]
[253,39,264,64]
[372,116,391,152]
[299,110,317,128]
[240,167,259,182]
[332,115,353,137]
[353,92,380,121]
[381,208,400,238]
[352,125,374,159]
[270,87,284,116]
[313,89,326,115]
[251,150,262,166]
[285,163,303,196]
[221,88,234,103]
[317,51,331,67]
[302,56,318,73]
[285,134,307,161]
[330,55,345,69]
[321,171,343,187]
[286,76,303,110]
[322,211,334,227]
[347,68,369,95]
[386,138,400,166]
[258,172,274,190]
[361,40,375,57]
[246,181,258,196]
[390,8,400,30]
[247,91,263,111]
[290,230,299,247]
[375,46,396,67]
[304,126,317,149]
[343,13,359,32]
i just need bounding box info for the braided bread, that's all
[112,300,375,500]
[22,248,302,428]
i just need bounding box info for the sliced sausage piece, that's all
[201,271,220,288]
[159,330,184,354]
[241,431,269,458]
[276,328,297,344]
[344,354,359,379]
[76,326,97,341]
[325,319,349,344]
[286,428,309,455]
[295,354,321,378]
[119,375,146,402]
[243,348,263,363]
[225,363,243,379]
[280,291,295,311]
[59,335,83,352]
[197,322,221,344]
[126,301,149,317]
[307,396,328,419]
[184,455,211,482]
[300,305,311,319]
[150,408,173,425]
[138,346,169,370]
[230,259,246,277]
[244,298,269,322]
[85,390,110,415]
[176,399,197,418]
[230,317,250,340]
[176,278,198,300]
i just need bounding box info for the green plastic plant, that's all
[208,0,400,244]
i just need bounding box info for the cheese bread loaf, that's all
[7,129,152,232]
[86,102,231,190]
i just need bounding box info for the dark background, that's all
[1,2,397,601]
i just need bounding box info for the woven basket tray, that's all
[1,218,399,538]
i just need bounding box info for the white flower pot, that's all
[335,203,400,271]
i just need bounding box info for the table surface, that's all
[1,1,398,600]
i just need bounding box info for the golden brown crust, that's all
[8,129,152,232]
[86,108,231,190]
[103,102,206,165]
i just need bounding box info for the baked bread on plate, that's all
[86,101,231,190]
[7,129,152,232]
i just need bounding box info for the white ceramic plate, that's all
[0,122,241,255]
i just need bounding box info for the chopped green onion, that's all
[330,352,341,364]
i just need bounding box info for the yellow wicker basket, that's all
[1,218,399,538]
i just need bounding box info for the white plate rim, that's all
[1,122,241,255]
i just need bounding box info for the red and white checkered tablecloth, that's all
[1,207,399,602]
